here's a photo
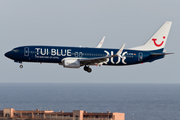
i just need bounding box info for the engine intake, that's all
[63,59,80,68]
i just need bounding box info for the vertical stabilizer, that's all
[130,21,172,51]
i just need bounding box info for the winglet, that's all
[115,44,126,56]
[95,36,106,48]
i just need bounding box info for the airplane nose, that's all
[4,51,11,58]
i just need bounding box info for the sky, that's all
[0,0,179,83]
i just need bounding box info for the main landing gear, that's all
[84,65,92,73]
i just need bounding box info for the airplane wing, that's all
[95,36,106,48]
[80,44,125,65]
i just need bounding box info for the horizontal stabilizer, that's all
[151,53,174,57]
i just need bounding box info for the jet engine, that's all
[62,59,80,68]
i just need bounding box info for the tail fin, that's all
[130,21,172,51]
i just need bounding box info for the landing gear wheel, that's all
[87,68,92,73]
[84,66,88,71]
[83,65,92,73]
[20,65,23,68]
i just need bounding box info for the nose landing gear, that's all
[84,65,92,73]
[20,65,23,68]
[14,61,23,68]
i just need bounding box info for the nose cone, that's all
[4,51,12,58]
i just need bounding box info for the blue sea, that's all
[0,83,179,120]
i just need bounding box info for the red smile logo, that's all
[152,36,165,47]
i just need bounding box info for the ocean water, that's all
[0,83,179,120]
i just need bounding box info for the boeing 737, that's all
[5,21,173,73]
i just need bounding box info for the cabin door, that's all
[138,52,143,62]
[24,47,29,56]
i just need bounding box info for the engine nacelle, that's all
[63,59,80,68]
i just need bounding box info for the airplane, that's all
[5,21,173,73]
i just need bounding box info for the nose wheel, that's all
[20,65,23,68]
[84,65,92,73]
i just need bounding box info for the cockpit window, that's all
[12,49,19,52]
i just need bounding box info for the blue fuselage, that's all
[5,46,164,66]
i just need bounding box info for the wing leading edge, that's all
[80,44,125,65]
